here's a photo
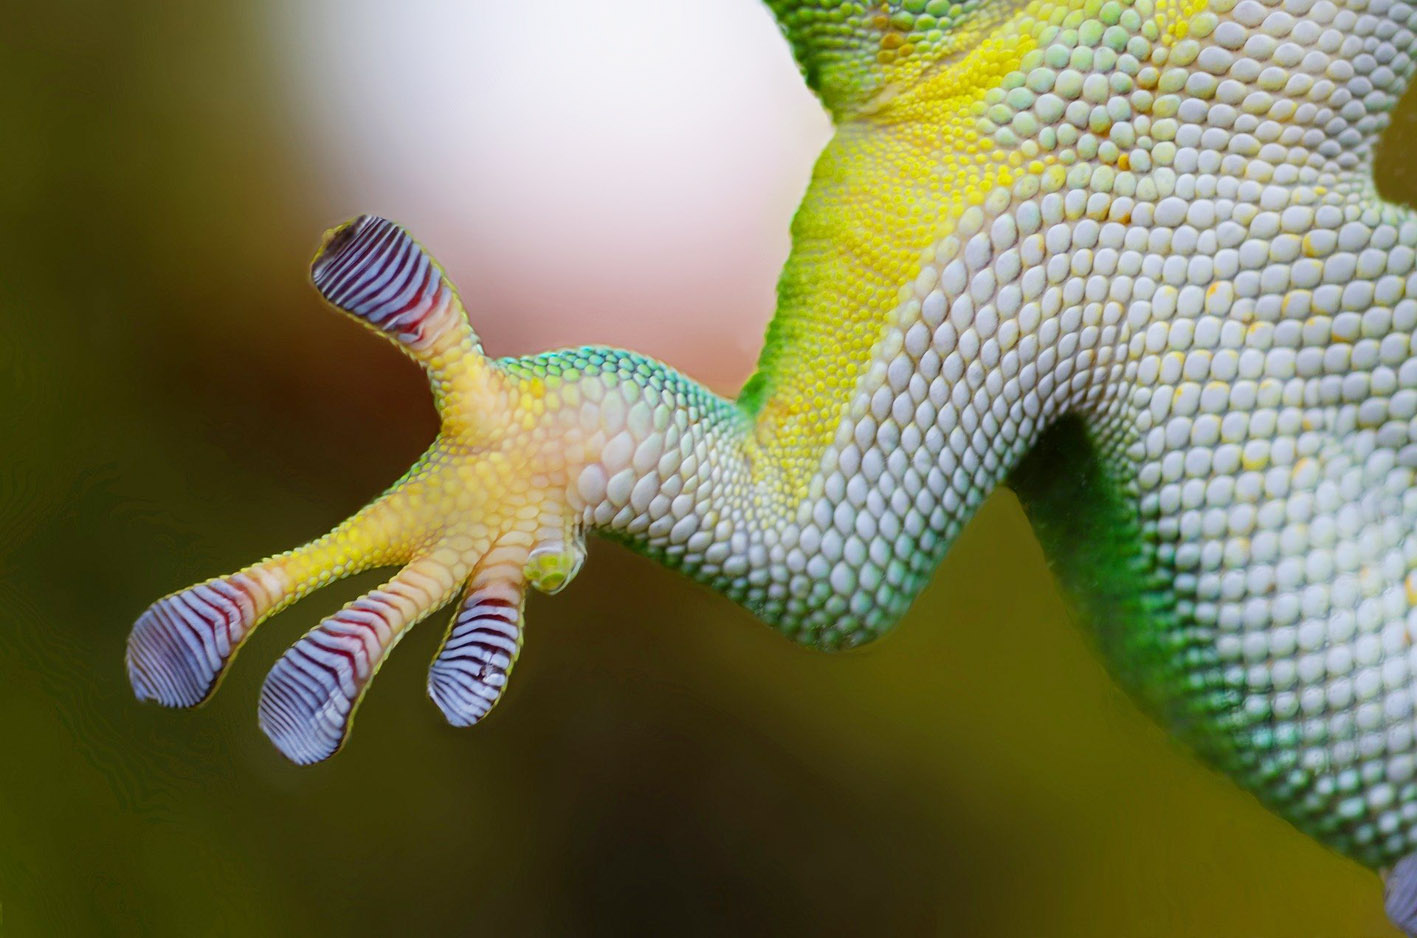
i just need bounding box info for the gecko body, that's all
[129,0,1417,923]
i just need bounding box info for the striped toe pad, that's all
[258,591,409,765]
[126,573,273,707]
[310,214,458,350]
[1389,854,1417,935]
[428,582,524,727]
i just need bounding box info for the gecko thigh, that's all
[1013,412,1417,867]
[1009,416,1235,751]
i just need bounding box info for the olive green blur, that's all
[2,1,1415,935]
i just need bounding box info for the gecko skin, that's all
[131,0,1417,917]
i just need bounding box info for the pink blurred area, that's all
[275,0,833,393]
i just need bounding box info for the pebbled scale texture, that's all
[130,0,1417,902]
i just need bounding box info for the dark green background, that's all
[3,1,1415,935]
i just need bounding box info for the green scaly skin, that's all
[128,3,1417,922]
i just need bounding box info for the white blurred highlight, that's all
[277,0,832,391]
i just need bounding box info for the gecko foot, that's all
[128,216,590,763]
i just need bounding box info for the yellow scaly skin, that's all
[130,2,1417,924]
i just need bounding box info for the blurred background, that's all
[1,0,1414,934]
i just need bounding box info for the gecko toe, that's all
[127,578,260,707]
[428,579,524,727]
[257,595,401,764]
[258,640,353,765]
[258,558,466,763]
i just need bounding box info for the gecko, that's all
[128,0,1417,928]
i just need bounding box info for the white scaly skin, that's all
[128,1,1417,926]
